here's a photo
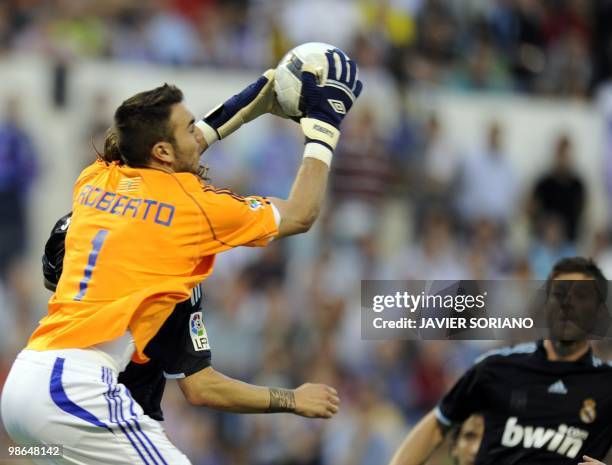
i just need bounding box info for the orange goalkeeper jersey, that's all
[27,160,278,362]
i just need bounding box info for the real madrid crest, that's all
[579,398,597,424]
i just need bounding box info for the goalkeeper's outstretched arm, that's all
[389,409,447,465]
[270,156,329,237]
[270,57,363,238]
[198,51,362,239]
[191,68,331,238]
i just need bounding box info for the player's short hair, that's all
[546,257,608,303]
[109,84,184,167]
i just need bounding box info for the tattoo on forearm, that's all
[268,388,296,413]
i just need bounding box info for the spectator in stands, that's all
[322,375,405,465]
[420,113,458,206]
[108,5,151,62]
[247,122,301,199]
[392,208,465,280]
[329,108,392,240]
[455,121,517,228]
[530,133,586,242]
[280,0,360,52]
[146,0,200,65]
[464,218,511,278]
[541,30,592,98]
[529,215,576,279]
[0,96,38,340]
[505,0,548,93]
[412,113,459,236]
[449,32,511,92]
[82,92,111,166]
[589,228,612,279]
[416,0,459,67]
[0,97,37,280]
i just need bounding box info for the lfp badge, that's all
[189,312,210,351]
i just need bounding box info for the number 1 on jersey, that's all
[74,230,109,301]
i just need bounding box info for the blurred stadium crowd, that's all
[2,0,612,97]
[2,0,612,464]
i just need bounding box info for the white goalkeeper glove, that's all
[197,69,287,146]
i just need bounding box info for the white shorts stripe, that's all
[102,367,152,464]
[106,368,169,465]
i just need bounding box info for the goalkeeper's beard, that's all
[171,142,203,175]
[169,144,210,181]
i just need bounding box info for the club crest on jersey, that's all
[189,312,210,351]
[245,197,263,211]
[580,399,596,424]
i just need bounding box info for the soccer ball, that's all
[274,42,349,118]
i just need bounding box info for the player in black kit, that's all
[389,257,612,465]
[43,213,340,421]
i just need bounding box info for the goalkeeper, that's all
[1,48,362,465]
[42,212,338,422]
